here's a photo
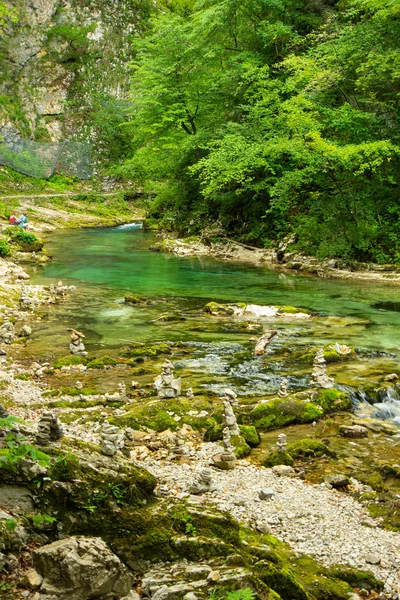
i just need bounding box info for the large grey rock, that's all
[33,536,132,600]
[0,485,33,513]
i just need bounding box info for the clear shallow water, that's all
[26,225,400,356]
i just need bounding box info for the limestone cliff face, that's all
[1,0,150,144]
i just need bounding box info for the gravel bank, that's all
[139,446,400,594]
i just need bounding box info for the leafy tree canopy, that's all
[123,0,400,263]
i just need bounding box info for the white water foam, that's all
[114,222,142,230]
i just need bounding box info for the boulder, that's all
[33,536,132,600]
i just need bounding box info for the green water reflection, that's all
[29,226,400,354]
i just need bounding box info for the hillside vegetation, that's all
[122,0,400,263]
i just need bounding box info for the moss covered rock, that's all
[250,398,323,431]
[262,450,294,468]
[239,424,260,446]
[327,564,383,592]
[293,345,356,365]
[86,355,117,369]
[203,301,246,316]
[317,388,351,412]
[122,342,171,359]
[231,434,251,459]
[286,438,332,459]
[53,355,87,369]
[124,294,145,304]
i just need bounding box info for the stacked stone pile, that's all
[100,422,125,456]
[36,411,63,445]
[312,348,334,388]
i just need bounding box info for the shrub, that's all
[0,238,10,256]
[7,228,38,244]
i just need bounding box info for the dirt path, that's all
[0,191,135,200]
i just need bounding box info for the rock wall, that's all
[0,0,150,144]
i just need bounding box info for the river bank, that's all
[151,235,400,285]
[1,213,400,599]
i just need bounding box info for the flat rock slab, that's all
[0,485,34,513]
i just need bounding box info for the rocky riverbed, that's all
[2,215,400,600]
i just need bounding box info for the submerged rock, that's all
[203,302,246,316]
[339,425,368,438]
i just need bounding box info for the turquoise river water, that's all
[29,224,400,354]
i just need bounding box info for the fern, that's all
[226,589,255,600]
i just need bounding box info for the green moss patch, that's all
[122,342,171,359]
[292,345,356,365]
[86,355,117,369]
[262,450,294,468]
[53,355,87,369]
[239,425,260,446]
[249,398,323,431]
[203,301,247,315]
[317,388,351,412]
[286,438,332,459]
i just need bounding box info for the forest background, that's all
[1,0,400,263]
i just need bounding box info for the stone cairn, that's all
[276,433,287,453]
[36,412,63,445]
[222,392,240,436]
[170,433,188,456]
[19,285,35,311]
[278,378,289,398]
[312,348,334,388]
[118,382,127,401]
[68,328,87,356]
[154,360,181,398]
[0,319,15,345]
[223,387,239,407]
[100,422,125,456]
[188,468,214,494]
[186,387,194,399]
[212,427,237,470]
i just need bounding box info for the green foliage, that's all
[225,590,255,600]
[6,228,38,245]
[46,23,96,67]
[0,238,10,257]
[0,2,18,29]
[0,416,50,469]
[171,503,197,536]
[30,513,56,529]
[123,0,400,263]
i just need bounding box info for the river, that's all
[30,224,400,352]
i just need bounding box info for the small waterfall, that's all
[353,385,400,425]
[114,222,142,230]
